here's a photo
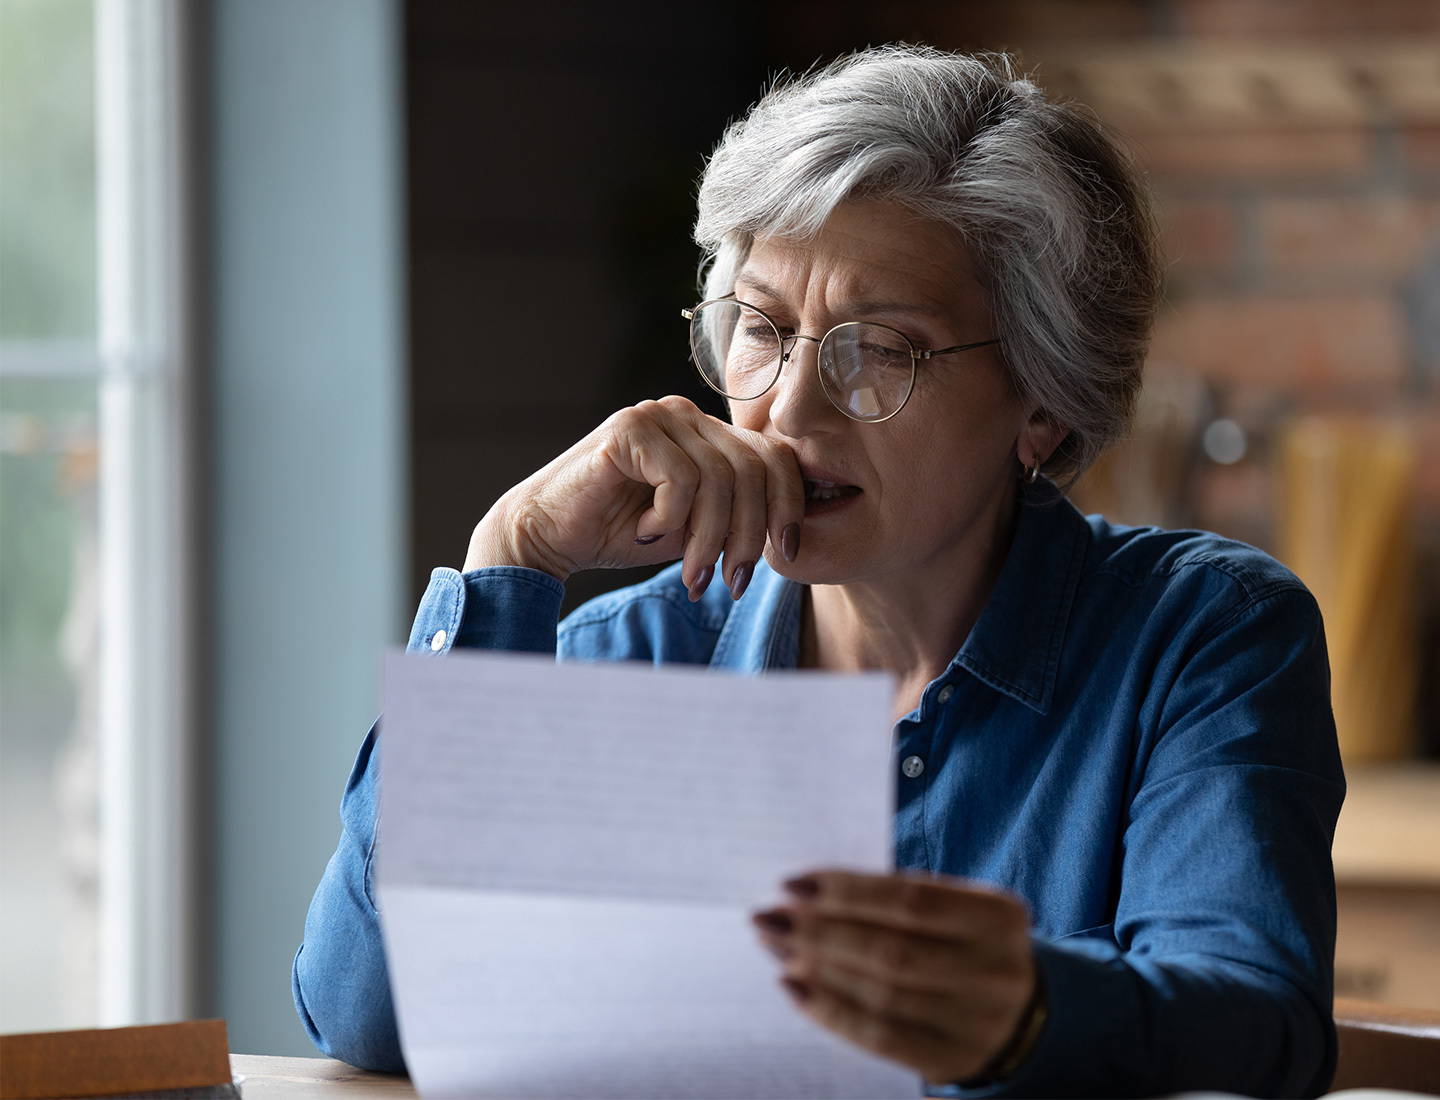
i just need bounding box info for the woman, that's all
[293,46,1343,1096]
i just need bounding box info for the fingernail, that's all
[634,533,663,546]
[783,876,819,898]
[752,909,794,935]
[781,523,801,563]
[780,976,811,1003]
[688,564,714,603]
[729,560,755,602]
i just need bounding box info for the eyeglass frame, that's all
[680,296,1003,423]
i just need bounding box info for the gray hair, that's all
[694,45,1161,483]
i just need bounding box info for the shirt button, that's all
[936,685,954,704]
[430,629,447,652]
[901,755,925,779]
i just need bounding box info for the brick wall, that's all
[768,0,1440,753]
[1054,42,1440,545]
[1040,28,1440,758]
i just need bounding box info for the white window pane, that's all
[0,0,98,340]
[0,377,100,1031]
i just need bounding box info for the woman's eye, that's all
[860,341,909,361]
[739,326,778,343]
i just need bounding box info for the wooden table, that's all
[230,1055,415,1099]
[227,768,1440,1096]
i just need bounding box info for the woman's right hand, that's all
[463,396,806,602]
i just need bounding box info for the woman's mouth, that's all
[803,478,861,514]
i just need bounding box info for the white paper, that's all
[377,649,920,1099]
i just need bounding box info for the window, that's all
[0,0,195,1029]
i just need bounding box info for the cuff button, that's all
[430,629,447,652]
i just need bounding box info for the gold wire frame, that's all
[680,298,1002,424]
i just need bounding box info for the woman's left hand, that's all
[753,870,1037,1084]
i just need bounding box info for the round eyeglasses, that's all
[682,298,1002,423]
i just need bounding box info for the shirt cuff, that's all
[405,566,566,656]
[924,935,1104,1098]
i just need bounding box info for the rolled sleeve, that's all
[406,566,565,655]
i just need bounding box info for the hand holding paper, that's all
[377,649,920,1099]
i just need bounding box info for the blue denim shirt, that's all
[293,495,1344,1097]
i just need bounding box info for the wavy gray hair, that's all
[694,45,1161,483]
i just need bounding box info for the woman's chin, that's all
[762,542,859,588]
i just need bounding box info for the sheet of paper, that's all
[377,649,920,1099]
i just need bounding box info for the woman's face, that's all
[729,202,1055,588]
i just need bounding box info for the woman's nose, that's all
[767,334,838,435]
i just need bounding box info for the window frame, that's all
[0,0,201,1025]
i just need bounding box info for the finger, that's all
[784,870,1030,943]
[606,405,726,595]
[780,976,993,1084]
[603,409,701,538]
[790,914,1015,994]
[799,957,1008,1042]
[690,427,770,598]
[671,441,733,597]
[639,411,742,598]
[755,435,805,564]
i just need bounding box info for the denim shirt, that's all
[292,495,1344,1097]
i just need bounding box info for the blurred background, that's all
[1,0,1437,1059]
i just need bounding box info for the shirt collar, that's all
[707,489,1090,713]
[955,491,1089,715]
[710,560,802,672]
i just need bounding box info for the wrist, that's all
[958,972,1047,1089]
[462,497,573,581]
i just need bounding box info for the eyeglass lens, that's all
[688,301,916,422]
[690,300,782,400]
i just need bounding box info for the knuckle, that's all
[735,450,767,489]
[607,406,643,432]
[898,880,936,918]
[879,931,912,973]
[671,475,699,503]
[675,450,701,479]
[657,394,696,415]
[702,462,735,497]
[670,464,700,496]
[758,432,792,460]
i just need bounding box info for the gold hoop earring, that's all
[1023,458,1042,484]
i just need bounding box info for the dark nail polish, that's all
[781,523,801,563]
[634,534,663,546]
[783,876,819,898]
[780,976,811,1003]
[729,560,755,601]
[752,909,794,935]
[688,564,714,602]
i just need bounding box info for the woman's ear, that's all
[1017,411,1069,470]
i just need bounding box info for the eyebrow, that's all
[732,271,955,325]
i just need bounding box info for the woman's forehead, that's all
[738,204,980,316]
